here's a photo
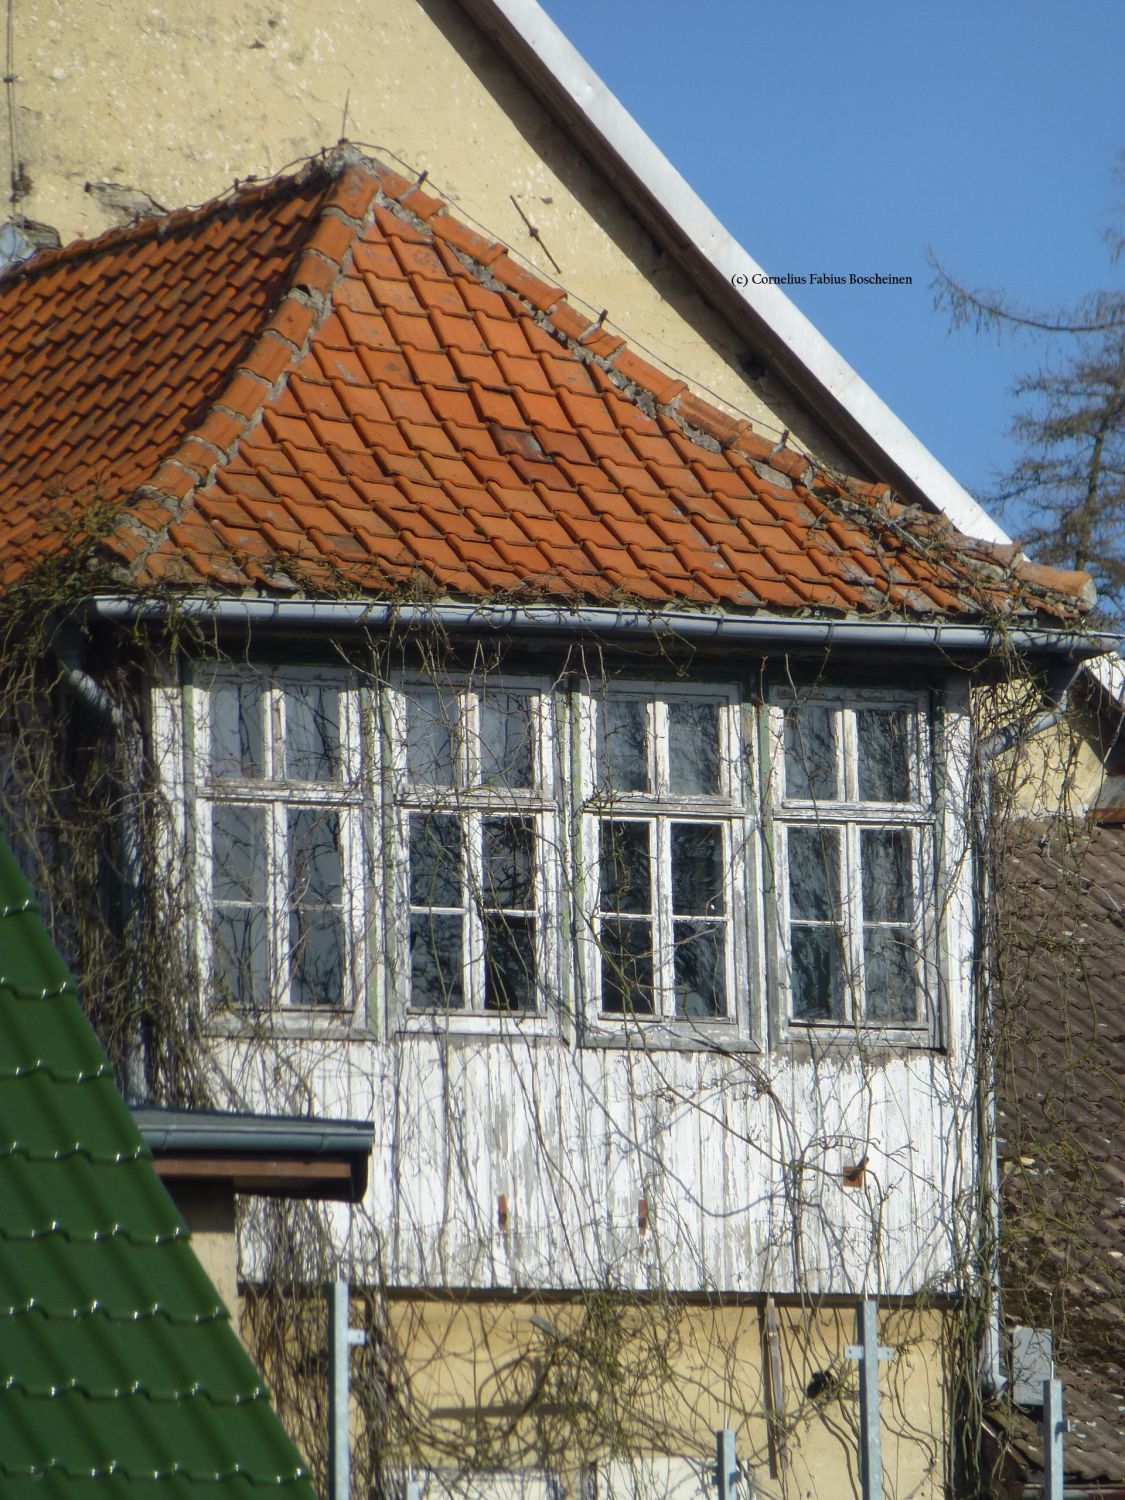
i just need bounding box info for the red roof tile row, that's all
[0,151,1095,620]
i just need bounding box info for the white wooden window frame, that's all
[386,675,561,1036]
[191,665,368,1027]
[769,687,938,1040]
[576,680,757,1043]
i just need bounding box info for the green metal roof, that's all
[0,831,319,1496]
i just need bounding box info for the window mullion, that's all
[654,816,674,1019]
[270,797,288,1010]
[651,698,668,796]
[844,819,864,1023]
[840,705,858,802]
[465,809,484,1013]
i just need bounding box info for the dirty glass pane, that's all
[860,829,913,923]
[863,927,917,1022]
[405,687,459,786]
[288,809,342,906]
[287,809,343,1007]
[484,915,537,1011]
[857,709,913,802]
[210,679,263,779]
[284,681,341,781]
[212,804,267,903]
[211,803,268,1008]
[790,926,845,1021]
[783,704,836,800]
[480,691,534,788]
[597,697,649,793]
[671,822,725,916]
[289,907,344,1008]
[788,827,840,922]
[598,918,655,1015]
[599,820,651,915]
[409,813,462,908]
[668,700,721,795]
[213,908,268,1010]
[410,914,464,1009]
[673,920,726,1018]
[483,816,535,909]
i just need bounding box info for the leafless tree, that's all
[931,163,1125,619]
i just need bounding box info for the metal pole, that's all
[845,1299,891,1500]
[715,1428,738,1500]
[328,1280,366,1500]
[1043,1377,1064,1500]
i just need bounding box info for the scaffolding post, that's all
[1042,1377,1064,1500]
[845,1299,892,1500]
[327,1279,366,1500]
[715,1428,738,1500]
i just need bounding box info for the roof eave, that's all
[132,1106,375,1202]
[88,593,1111,659]
[458,0,1010,544]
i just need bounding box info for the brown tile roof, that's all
[995,822,1125,1483]
[0,151,1095,619]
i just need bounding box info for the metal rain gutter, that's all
[87,594,1111,658]
[131,1106,374,1160]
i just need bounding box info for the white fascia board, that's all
[1086,650,1125,707]
[462,0,1011,547]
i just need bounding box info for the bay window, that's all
[186,662,942,1045]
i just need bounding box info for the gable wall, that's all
[8,0,849,468]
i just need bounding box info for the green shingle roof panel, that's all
[0,833,317,1496]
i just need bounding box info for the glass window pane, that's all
[671,822,725,916]
[483,817,535,909]
[673,920,726,1018]
[668,700,721,795]
[484,915,537,1011]
[858,709,913,802]
[288,809,342,907]
[480,691,534,788]
[289,907,343,1008]
[864,927,917,1023]
[286,810,343,1007]
[409,813,462,908]
[210,679,263,779]
[598,918,655,1015]
[212,907,268,1010]
[410,913,464,1009]
[790,926,845,1021]
[284,682,341,781]
[405,687,458,786]
[599,820,651,915]
[597,697,649,793]
[212,805,267,903]
[787,826,841,922]
[784,705,836,800]
[860,829,914,923]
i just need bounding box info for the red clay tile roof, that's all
[0,151,1095,619]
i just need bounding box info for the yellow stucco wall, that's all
[385,1297,951,1500]
[165,1179,243,1332]
[5,0,845,464]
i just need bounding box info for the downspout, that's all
[972,745,1006,1404]
[53,625,148,1103]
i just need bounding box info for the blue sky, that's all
[536,1,1123,531]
